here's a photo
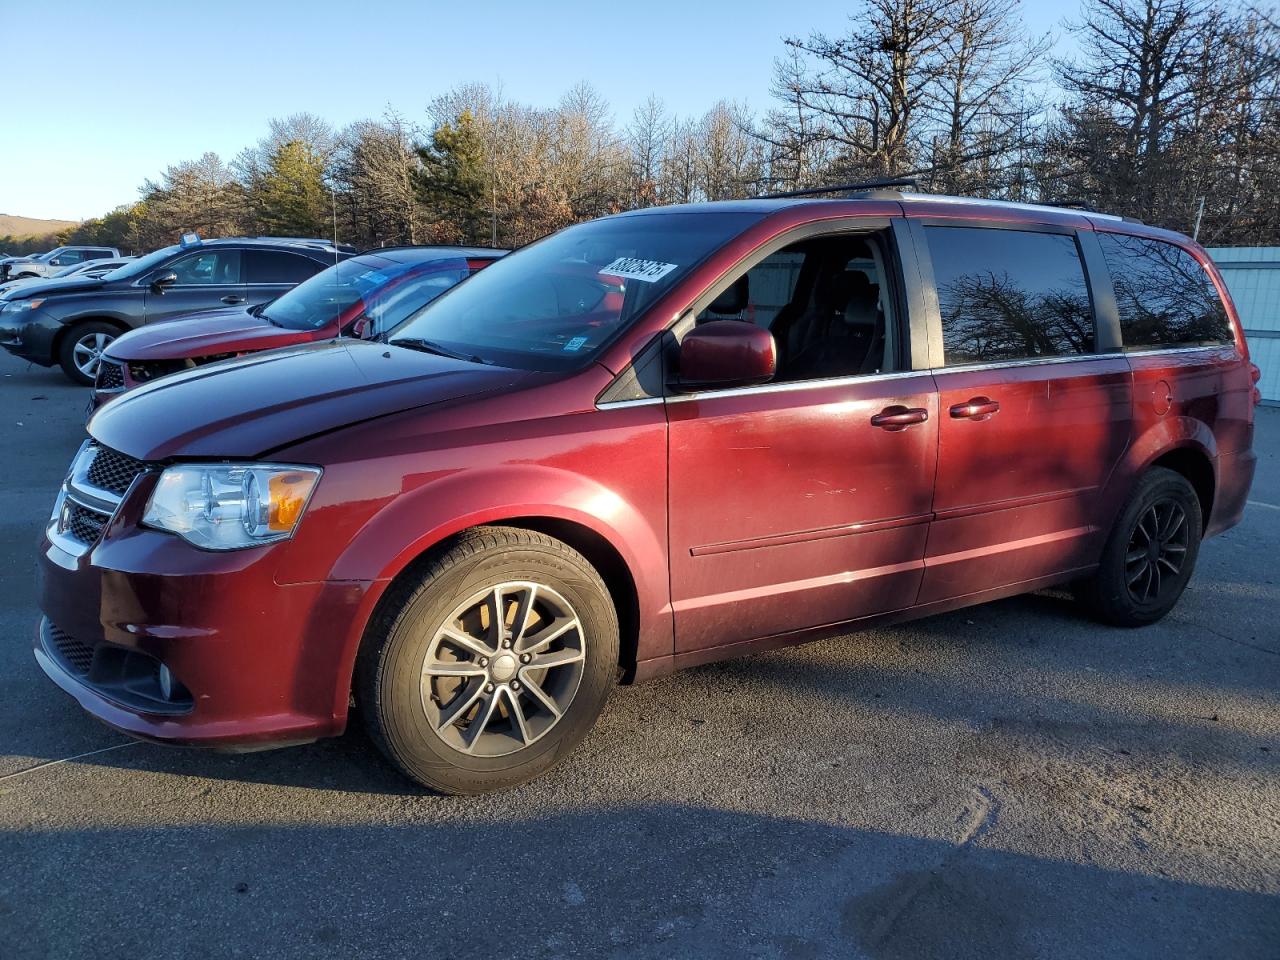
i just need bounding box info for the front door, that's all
[667,226,938,653]
[915,222,1133,603]
[143,248,245,323]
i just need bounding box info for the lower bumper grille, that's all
[47,621,95,675]
[38,619,193,716]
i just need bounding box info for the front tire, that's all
[58,321,119,386]
[1076,466,1202,627]
[356,526,618,794]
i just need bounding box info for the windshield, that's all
[389,213,761,370]
[100,244,182,281]
[258,254,471,332]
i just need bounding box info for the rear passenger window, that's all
[245,251,325,284]
[927,226,1095,365]
[1096,233,1232,349]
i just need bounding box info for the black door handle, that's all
[221,295,246,305]
[871,406,929,431]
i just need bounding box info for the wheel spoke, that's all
[518,615,580,654]
[1157,556,1180,575]
[438,625,494,659]
[1127,560,1149,587]
[1163,509,1186,541]
[436,680,485,732]
[1150,557,1162,598]
[1162,542,1187,555]
[506,687,533,744]
[486,585,507,646]
[528,647,585,670]
[511,584,538,646]
[521,675,562,719]
[423,658,486,678]
[73,342,94,359]
[461,690,502,753]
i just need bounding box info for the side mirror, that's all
[676,320,776,391]
[150,271,178,293]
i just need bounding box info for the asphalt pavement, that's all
[0,350,1276,959]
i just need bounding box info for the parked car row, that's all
[0,234,352,383]
[0,245,121,281]
[29,191,1261,795]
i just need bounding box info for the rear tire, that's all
[356,526,618,794]
[1076,466,1202,627]
[58,321,119,386]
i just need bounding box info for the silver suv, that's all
[1,246,121,281]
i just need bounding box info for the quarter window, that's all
[1096,233,1232,349]
[927,226,1095,365]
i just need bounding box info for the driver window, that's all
[168,250,241,285]
[694,232,896,382]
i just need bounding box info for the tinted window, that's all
[1096,233,1232,349]
[54,250,86,265]
[86,249,113,260]
[167,249,241,285]
[245,250,326,285]
[927,227,1095,364]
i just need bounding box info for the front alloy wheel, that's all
[422,581,587,757]
[58,321,120,386]
[358,527,618,794]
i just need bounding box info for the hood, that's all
[105,306,326,361]
[0,274,104,301]
[88,338,534,461]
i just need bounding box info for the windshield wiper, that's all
[390,337,490,365]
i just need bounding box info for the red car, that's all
[35,191,1259,794]
[91,246,504,407]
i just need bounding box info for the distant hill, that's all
[0,214,80,238]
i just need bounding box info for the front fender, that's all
[327,463,666,600]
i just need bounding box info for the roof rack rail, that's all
[760,177,919,199]
[1035,199,1097,212]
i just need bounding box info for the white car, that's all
[0,245,121,281]
[0,257,133,297]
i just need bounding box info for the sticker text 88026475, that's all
[599,257,678,283]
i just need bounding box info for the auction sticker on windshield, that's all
[600,257,678,282]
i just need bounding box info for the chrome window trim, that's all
[593,344,1239,409]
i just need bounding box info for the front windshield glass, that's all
[258,255,469,331]
[100,244,181,281]
[389,212,761,370]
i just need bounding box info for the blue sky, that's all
[1,0,1069,222]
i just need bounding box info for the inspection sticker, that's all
[599,257,678,283]
[563,336,589,352]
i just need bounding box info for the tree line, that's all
[6,0,1279,257]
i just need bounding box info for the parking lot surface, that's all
[0,351,1276,959]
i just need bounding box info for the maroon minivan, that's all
[35,192,1259,793]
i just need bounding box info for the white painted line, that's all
[0,742,137,784]
[1247,500,1280,511]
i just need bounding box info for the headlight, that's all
[142,463,321,550]
[5,298,45,313]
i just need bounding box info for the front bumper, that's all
[0,311,60,364]
[35,466,377,748]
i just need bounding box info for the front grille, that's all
[66,501,107,544]
[95,359,125,391]
[47,622,95,676]
[85,444,146,497]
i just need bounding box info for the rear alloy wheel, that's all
[1076,466,1203,627]
[58,321,119,386]
[357,527,618,794]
